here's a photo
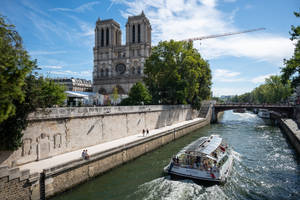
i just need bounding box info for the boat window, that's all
[217,155,228,168]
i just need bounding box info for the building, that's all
[53,78,92,92]
[93,11,151,95]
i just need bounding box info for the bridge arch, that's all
[212,104,294,123]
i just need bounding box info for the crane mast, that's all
[182,28,266,42]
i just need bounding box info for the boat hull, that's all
[164,154,233,183]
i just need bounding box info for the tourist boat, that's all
[164,135,233,183]
[258,109,270,119]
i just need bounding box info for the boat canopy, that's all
[178,135,223,156]
[200,136,222,155]
[206,155,217,161]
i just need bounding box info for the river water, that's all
[52,111,300,200]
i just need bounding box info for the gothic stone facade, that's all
[93,12,151,95]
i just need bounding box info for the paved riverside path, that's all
[19,117,204,174]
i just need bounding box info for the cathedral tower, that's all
[93,12,151,95]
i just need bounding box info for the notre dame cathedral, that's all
[93,11,151,95]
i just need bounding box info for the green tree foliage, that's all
[237,92,252,103]
[231,75,292,104]
[120,82,152,105]
[252,76,292,104]
[281,11,300,88]
[0,15,66,150]
[112,86,119,104]
[0,15,35,123]
[144,40,212,109]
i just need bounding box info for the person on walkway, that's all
[142,129,145,137]
[85,149,90,160]
[146,129,149,136]
[81,150,86,159]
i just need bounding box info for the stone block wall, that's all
[0,105,197,167]
[0,166,35,200]
[42,114,211,199]
[0,104,211,200]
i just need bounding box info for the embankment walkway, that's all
[19,117,205,174]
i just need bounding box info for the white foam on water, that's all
[256,125,268,129]
[138,177,228,200]
[232,150,242,162]
[232,112,256,119]
[260,133,270,139]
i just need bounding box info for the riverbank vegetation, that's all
[281,11,300,89]
[226,75,292,104]
[120,82,152,105]
[0,15,66,150]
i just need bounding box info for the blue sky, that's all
[1,0,298,96]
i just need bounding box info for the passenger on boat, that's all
[196,156,201,167]
[172,156,180,165]
[213,152,218,159]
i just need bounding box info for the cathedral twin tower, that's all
[93,12,151,95]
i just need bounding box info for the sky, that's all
[1,0,299,96]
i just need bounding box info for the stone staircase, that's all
[199,101,212,118]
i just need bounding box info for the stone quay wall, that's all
[0,105,197,168]
[278,118,300,155]
[0,103,212,200]
[42,104,212,199]
[0,166,39,200]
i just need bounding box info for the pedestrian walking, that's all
[142,129,145,137]
[146,129,149,136]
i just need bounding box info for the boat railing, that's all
[173,159,219,172]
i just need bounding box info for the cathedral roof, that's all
[96,18,120,28]
[128,11,150,24]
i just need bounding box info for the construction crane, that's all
[182,28,265,42]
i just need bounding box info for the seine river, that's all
[52,111,300,200]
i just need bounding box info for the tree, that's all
[0,15,66,150]
[120,82,152,105]
[0,15,35,123]
[281,11,300,88]
[240,75,291,104]
[112,86,119,105]
[238,92,252,103]
[144,40,211,109]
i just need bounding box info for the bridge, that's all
[212,103,295,122]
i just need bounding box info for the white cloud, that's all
[251,74,273,84]
[214,69,240,78]
[69,16,94,37]
[42,65,63,69]
[213,87,249,97]
[50,1,100,13]
[198,34,293,64]
[213,69,244,82]
[47,70,92,77]
[117,0,294,64]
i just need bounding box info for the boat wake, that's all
[130,177,228,200]
[232,112,256,119]
[231,150,241,162]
